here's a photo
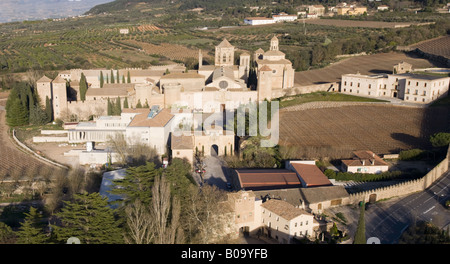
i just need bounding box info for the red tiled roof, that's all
[235,169,301,190]
[290,163,332,187]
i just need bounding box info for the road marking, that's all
[423,206,435,214]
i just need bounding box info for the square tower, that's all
[36,75,53,107]
[215,39,235,67]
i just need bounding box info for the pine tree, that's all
[100,71,104,88]
[111,162,161,206]
[123,97,129,109]
[51,192,123,244]
[6,97,29,127]
[29,104,48,125]
[127,71,131,83]
[16,207,47,244]
[79,73,88,101]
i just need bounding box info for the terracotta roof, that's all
[127,108,174,127]
[298,186,349,204]
[261,199,312,220]
[235,169,301,191]
[259,65,272,72]
[160,72,204,79]
[171,134,194,150]
[290,163,332,187]
[342,150,388,167]
[263,50,286,57]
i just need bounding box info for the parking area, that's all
[197,156,233,190]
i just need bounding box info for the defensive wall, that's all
[347,146,449,204]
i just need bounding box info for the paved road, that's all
[194,155,232,191]
[365,170,450,244]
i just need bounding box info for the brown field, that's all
[303,19,428,28]
[294,52,437,86]
[279,104,449,159]
[136,24,162,32]
[409,35,450,60]
[0,100,60,180]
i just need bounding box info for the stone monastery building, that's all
[36,37,295,121]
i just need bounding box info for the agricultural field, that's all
[278,104,449,159]
[408,35,450,61]
[294,51,437,86]
[303,19,430,29]
[0,100,59,183]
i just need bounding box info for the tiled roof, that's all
[235,169,301,190]
[290,163,332,187]
[171,134,194,150]
[261,199,312,220]
[127,108,174,127]
[342,150,388,167]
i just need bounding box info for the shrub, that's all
[430,132,450,148]
[399,149,425,161]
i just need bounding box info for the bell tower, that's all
[215,38,234,67]
[270,36,279,51]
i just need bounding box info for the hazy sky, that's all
[0,0,114,23]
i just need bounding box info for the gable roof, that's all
[53,75,67,83]
[342,150,388,167]
[290,163,332,187]
[235,169,301,191]
[127,108,174,128]
[298,185,349,204]
[261,199,312,220]
[217,38,234,48]
[171,134,194,150]
[37,75,52,83]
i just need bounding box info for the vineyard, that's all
[0,100,63,187]
[409,35,450,61]
[278,104,449,159]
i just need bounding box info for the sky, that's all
[0,0,114,23]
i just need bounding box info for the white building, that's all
[341,150,389,174]
[272,13,298,22]
[67,106,175,155]
[260,199,314,244]
[244,17,275,26]
[340,72,450,104]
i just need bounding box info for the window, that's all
[357,83,360,87]
[350,82,353,87]
[368,84,371,89]
[416,82,419,86]
[423,91,426,96]
[344,81,347,85]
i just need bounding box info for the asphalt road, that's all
[365,170,450,244]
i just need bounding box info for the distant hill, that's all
[86,0,167,14]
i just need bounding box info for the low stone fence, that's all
[12,129,69,169]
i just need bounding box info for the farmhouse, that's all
[341,150,389,174]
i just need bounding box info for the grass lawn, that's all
[278,91,389,108]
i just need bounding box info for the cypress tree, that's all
[51,192,123,244]
[354,201,366,244]
[16,207,47,244]
[123,97,129,109]
[136,99,142,108]
[79,73,88,101]
[110,69,115,84]
[100,71,104,88]
[122,75,125,84]
[107,98,112,116]
[45,96,53,122]
[127,71,131,83]
[114,96,121,115]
